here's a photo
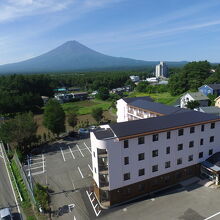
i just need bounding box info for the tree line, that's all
[0,70,151,115]
[168,61,220,96]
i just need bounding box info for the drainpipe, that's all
[215,174,219,185]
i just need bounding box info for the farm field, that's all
[61,99,112,115]
[128,92,180,105]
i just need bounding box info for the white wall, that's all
[117,99,128,122]
[91,121,220,191]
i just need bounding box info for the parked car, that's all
[0,208,12,220]
[88,125,97,131]
[78,128,89,135]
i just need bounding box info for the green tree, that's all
[0,112,38,152]
[96,87,110,100]
[67,111,78,131]
[186,100,200,109]
[34,183,50,212]
[43,99,65,136]
[92,107,103,124]
[135,81,149,92]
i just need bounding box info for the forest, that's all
[0,70,152,115]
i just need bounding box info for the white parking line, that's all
[27,165,43,171]
[42,154,45,172]
[31,170,46,176]
[78,166,84,178]
[88,164,92,172]
[86,190,101,217]
[71,178,76,190]
[0,143,21,214]
[204,211,220,220]
[84,142,91,154]
[60,147,66,162]
[76,144,84,157]
[68,146,75,159]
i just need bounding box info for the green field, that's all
[62,99,112,115]
[128,92,180,105]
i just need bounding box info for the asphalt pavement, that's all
[0,143,22,220]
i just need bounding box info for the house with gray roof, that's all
[198,106,220,116]
[180,92,209,108]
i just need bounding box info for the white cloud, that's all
[0,0,74,22]
[0,0,124,23]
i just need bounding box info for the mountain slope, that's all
[0,41,187,74]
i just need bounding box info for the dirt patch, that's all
[34,110,116,136]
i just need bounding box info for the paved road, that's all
[0,143,22,220]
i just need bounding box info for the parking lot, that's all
[25,138,220,220]
[25,137,101,220]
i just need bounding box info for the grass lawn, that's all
[62,99,112,115]
[128,92,180,105]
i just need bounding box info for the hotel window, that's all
[94,168,96,173]
[200,139,204,146]
[210,136,214,143]
[152,134,159,142]
[178,144,183,151]
[152,165,158,172]
[209,149,213,155]
[138,136,145,145]
[201,124,205,132]
[189,141,194,148]
[166,146,170,154]
[167,131,171,139]
[138,153,145,161]
[177,158,182,165]
[152,150,158,157]
[138,168,145,176]
[124,140,129,148]
[165,161,171,168]
[124,157,129,165]
[190,127,195,133]
[123,173,130,181]
[188,155,193,162]
[93,152,95,157]
[199,152,203,158]
[211,123,215,129]
[178,129,184,136]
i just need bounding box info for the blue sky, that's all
[1,0,220,65]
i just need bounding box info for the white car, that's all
[0,208,12,220]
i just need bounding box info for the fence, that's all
[13,152,37,205]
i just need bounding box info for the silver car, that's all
[0,208,12,220]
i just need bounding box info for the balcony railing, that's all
[98,149,108,158]
[137,112,144,117]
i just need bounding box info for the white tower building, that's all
[155,62,168,78]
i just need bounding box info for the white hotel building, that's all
[90,97,220,207]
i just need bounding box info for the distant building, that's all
[155,62,168,78]
[197,106,220,116]
[54,93,73,103]
[110,86,131,94]
[130,75,140,82]
[72,92,88,100]
[198,84,220,97]
[180,92,209,108]
[53,87,67,93]
[146,77,158,83]
[215,96,220,108]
